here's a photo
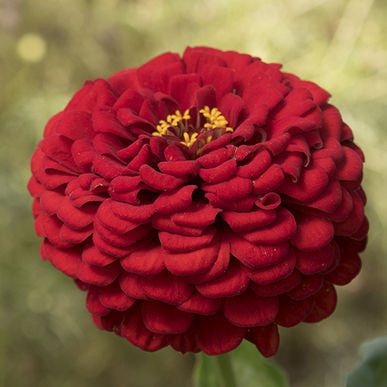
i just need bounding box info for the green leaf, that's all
[193,353,220,387]
[193,341,289,387]
[231,341,289,387]
[346,337,387,387]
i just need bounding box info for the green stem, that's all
[215,353,237,387]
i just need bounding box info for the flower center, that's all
[152,106,233,155]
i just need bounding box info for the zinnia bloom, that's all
[28,47,367,356]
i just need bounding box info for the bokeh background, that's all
[1,0,386,386]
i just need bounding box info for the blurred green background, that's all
[1,0,386,386]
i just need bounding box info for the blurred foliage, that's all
[0,0,386,386]
[347,337,387,387]
[194,341,289,387]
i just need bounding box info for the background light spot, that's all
[17,33,47,63]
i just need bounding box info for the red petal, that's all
[205,192,256,212]
[92,154,130,180]
[287,275,324,300]
[167,329,200,354]
[171,202,221,228]
[296,80,330,105]
[40,190,64,215]
[186,238,230,284]
[164,144,187,161]
[295,241,338,274]
[224,291,279,327]
[99,282,135,311]
[200,134,232,159]
[183,47,226,72]
[120,307,167,351]
[120,272,148,299]
[305,180,343,214]
[248,324,279,357]
[27,176,45,197]
[278,165,329,202]
[275,296,315,327]
[111,200,155,223]
[196,313,245,355]
[351,217,369,240]
[291,215,334,251]
[191,85,217,110]
[230,235,289,269]
[168,73,201,111]
[71,139,96,170]
[77,260,121,286]
[159,227,216,253]
[41,135,79,172]
[273,88,315,120]
[196,261,249,298]
[158,160,199,177]
[152,214,203,236]
[202,176,252,201]
[322,105,342,141]
[241,208,296,244]
[304,282,337,323]
[108,176,142,194]
[43,241,80,278]
[93,108,134,140]
[251,270,302,297]
[162,241,219,276]
[86,290,110,315]
[41,214,74,248]
[59,224,92,244]
[92,310,124,332]
[232,122,256,142]
[252,164,285,194]
[197,147,229,168]
[327,245,362,285]
[336,146,363,183]
[127,144,152,171]
[237,150,271,179]
[178,292,221,315]
[223,209,274,234]
[113,88,144,112]
[219,92,245,127]
[334,191,364,236]
[138,60,184,94]
[139,271,193,305]
[121,243,165,276]
[153,185,196,215]
[246,249,296,285]
[57,197,96,229]
[32,198,42,218]
[243,82,283,111]
[94,220,151,248]
[255,192,281,210]
[82,244,117,266]
[93,231,135,258]
[142,301,193,334]
[199,65,234,101]
[149,135,170,161]
[199,158,237,184]
[117,138,148,160]
[108,67,140,95]
[140,164,186,191]
[96,199,140,234]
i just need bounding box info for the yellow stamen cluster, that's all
[153,109,190,137]
[199,106,234,132]
[181,132,198,147]
[152,106,233,150]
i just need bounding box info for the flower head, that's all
[28,47,367,356]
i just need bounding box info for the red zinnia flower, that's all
[28,47,367,357]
